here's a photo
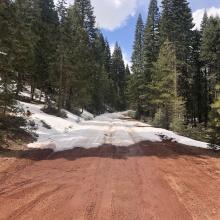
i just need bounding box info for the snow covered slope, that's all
[19,102,210,152]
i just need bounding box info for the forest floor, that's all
[0,119,220,220]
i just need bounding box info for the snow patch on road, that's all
[19,102,210,151]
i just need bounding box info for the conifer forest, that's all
[1,0,219,146]
[0,1,220,219]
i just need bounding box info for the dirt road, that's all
[0,140,220,220]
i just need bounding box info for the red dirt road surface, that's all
[0,142,220,220]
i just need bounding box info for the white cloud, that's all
[55,0,144,31]
[91,0,144,31]
[193,7,220,30]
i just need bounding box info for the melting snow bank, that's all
[18,101,211,152]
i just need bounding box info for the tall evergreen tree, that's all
[56,0,68,112]
[125,65,131,76]
[111,43,127,110]
[209,85,220,149]
[152,40,184,130]
[197,11,210,125]
[140,0,160,118]
[160,0,194,53]
[90,31,108,113]
[13,0,37,96]
[201,10,208,32]
[131,14,144,75]
[74,0,96,44]
[160,0,194,121]
[0,0,16,116]
[34,0,58,100]
[63,4,92,112]
[143,0,160,81]
[188,30,205,124]
[200,16,220,125]
[129,14,144,117]
[103,39,111,74]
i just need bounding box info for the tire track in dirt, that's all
[126,127,193,219]
[7,186,63,220]
[82,121,116,220]
[83,153,110,219]
[157,146,220,219]
[0,119,219,219]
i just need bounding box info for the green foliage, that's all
[128,14,144,116]
[208,85,220,149]
[12,0,37,95]
[151,40,185,129]
[170,97,186,132]
[131,14,144,75]
[128,0,160,118]
[74,0,96,44]
[128,0,220,145]
[200,16,220,125]
[0,0,125,116]
[1,0,220,150]
[180,124,209,143]
[152,108,168,128]
[110,43,127,111]
[160,0,194,121]
[0,0,16,116]
[143,0,160,81]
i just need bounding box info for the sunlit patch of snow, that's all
[19,101,211,152]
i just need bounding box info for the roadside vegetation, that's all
[0,0,219,150]
[128,0,220,148]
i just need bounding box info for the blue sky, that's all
[100,0,220,66]
[62,0,220,66]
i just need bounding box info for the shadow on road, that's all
[1,141,220,161]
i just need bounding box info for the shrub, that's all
[42,106,67,119]
[152,108,168,128]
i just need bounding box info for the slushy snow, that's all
[19,102,210,152]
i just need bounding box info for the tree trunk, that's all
[31,80,35,101]
[58,53,64,112]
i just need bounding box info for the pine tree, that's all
[72,0,110,114]
[74,0,96,44]
[143,0,160,81]
[90,31,108,113]
[198,11,210,125]
[160,0,194,53]
[201,10,208,32]
[160,0,194,122]
[56,0,68,112]
[200,16,220,125]
[103,39,111,74]
[102,39,115,110]
[152,40,184,130]
[34,0,58,101]
[188,30,205,124]
[62,4,92,112]
[131,14,144,75]
[138,0,160,118]
[129,14,144,117]
[13,0,37,96]
[125,65,131,76]
[111,43,127,110]
[209,85,220,149]
[0,0,16,116]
